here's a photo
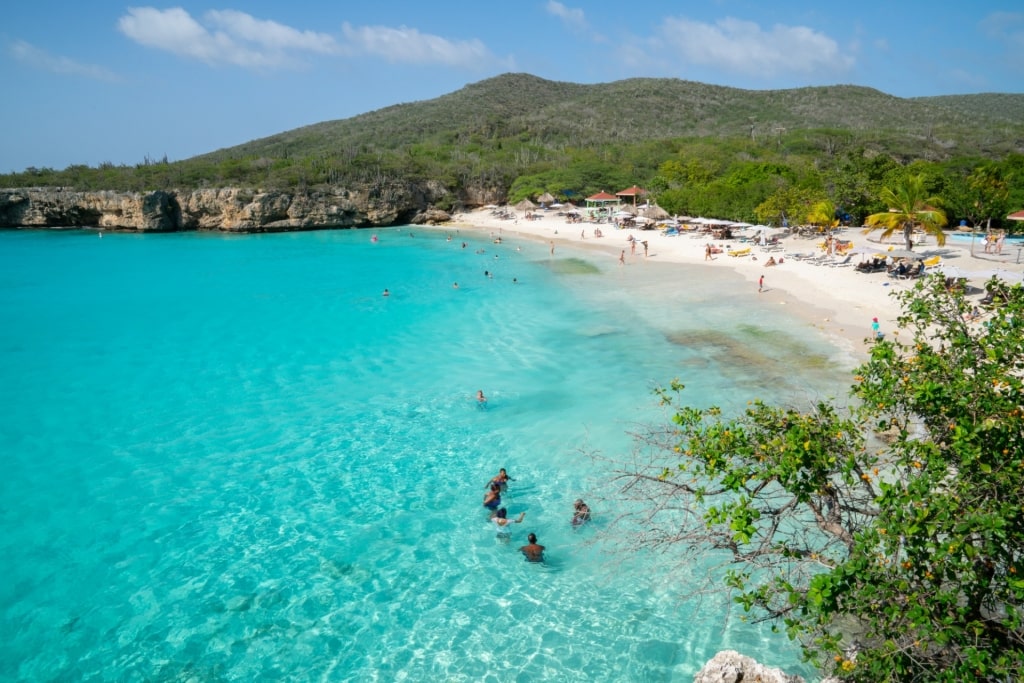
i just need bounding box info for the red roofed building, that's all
[585,191,619,207]
[615,185,647,206]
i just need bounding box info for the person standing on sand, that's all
[705,243,713,261]
[630,239,636,256]
[619,250,625,266]
[759,274,764,293]
[642,240,649,258]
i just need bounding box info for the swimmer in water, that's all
[571,499,592,526]
[487,468,511,490]
[476,390,487,405]
[483,483,501,510]
[382,288,390,297]
[491,507,525,533]
[519,533,545,562]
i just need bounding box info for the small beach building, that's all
[585,191,618,208]
[615,185,647,207]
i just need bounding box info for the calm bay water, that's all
[0,227,849,681]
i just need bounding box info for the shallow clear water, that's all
[0,228,849,681]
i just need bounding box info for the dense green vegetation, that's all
[4,73,1023,227]
[614,276,1024,681]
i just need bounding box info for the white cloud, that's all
[979,11,1024,44]
[339,23,499,68]
[656,16,854,79]
[979,11,1024,71]
[8,40,121,82]
[546,1,586,27]
[117,7,339,69]
[117,7,503,71]
[205,10,339,55]
[118,7,272,67]
[546,1,606,43]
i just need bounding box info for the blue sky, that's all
[2,1,1022,173]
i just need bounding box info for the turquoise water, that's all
[0,228,848,681]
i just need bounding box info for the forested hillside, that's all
[4,73,1023,228]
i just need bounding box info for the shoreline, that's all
[445,208,1024,365]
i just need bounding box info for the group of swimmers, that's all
[483,467,591,563]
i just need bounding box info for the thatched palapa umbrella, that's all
[640,205,670,220]
[515,199,537,212]
[536,192,555,205]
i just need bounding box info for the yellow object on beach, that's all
[729,247,752,257]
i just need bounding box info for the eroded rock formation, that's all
[0,180,492,232]
[694,650,808,683]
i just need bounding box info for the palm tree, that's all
[805,199,839,233]
[864,175,947,250]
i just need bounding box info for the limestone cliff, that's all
[0,180,497,232]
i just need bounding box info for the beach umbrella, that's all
[972,268,1023,282]
[885,248,921,260]
[848,245,884,255]
[537,192,555,205]
[515,199,536,211]
[640,205,670,220]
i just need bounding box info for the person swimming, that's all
[476,390,487,405]
[490,507,525,535]
[487,468,511,490]
[519,533,545,562]
[571,499,592,527]
[483,483,501,510]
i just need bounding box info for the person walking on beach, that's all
[758,274,764,293]
[871,317,883,340]
[550,241,555,256]
[630,239,636,256]
[520,533,545,562]
[642,240,649,258]
[705,243,713,261]
[619,250,625,266]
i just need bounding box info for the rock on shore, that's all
[694,650,809,683]
[0,181,481,232]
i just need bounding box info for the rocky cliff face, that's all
[0,179,495,232]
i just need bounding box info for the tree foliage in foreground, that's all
[612,276,1024,681]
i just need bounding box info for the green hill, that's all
[4,73,1022,227]
[197,73,1024,164]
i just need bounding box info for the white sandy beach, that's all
[449,207,1024,361]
